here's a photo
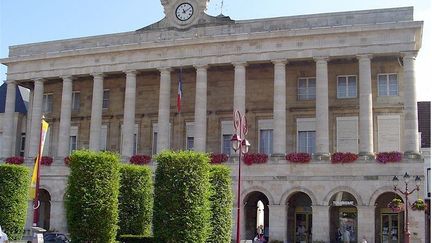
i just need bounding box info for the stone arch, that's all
[323,186,364,206]
[39,183,63,202]
[278,186,318,205]
[241,185,275,205]
[368,186,405,205]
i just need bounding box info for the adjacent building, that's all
[0,1,426,242]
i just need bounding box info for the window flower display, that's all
[376,152,402,163]
[210,153,229,164]
[331,152,358,164]
[286,153,311,163]
[243,153,268,165]
[129,154,151,165]
[41,156,54,166]
[5,156,24,165]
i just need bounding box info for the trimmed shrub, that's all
[0,164,30,240]
[118,235,155,243]
[65,150,120,243]
[153,151,211,243]
[118,164,153,236]
[208,165,233,243]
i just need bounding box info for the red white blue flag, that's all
[177,68,183,113]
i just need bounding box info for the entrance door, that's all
[294,208,312,243]
[381,213,400,243]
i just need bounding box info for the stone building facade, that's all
[0,1,426,242]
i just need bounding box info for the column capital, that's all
[356,54,373,61]
[232,61,248,67]
[34,78,45,83]
[91,73,105,79]
[271,59,288,65]
[401,51,418,59]
[5,79,16,85]
[60,75,74,81]
[313,56,329,62]
[158,67,172,73]
[124,69,137,76]
[194,64,208,70]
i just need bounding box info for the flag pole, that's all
[32,117,45,226]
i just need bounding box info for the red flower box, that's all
[331,152,358,164]
[286,153,311,163]
[41,156,53,166]
[5,156,24,165]
[129,155,151,165]
[243,153,268,166]
[376,152,402,163]
[210,153,229,164]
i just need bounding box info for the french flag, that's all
[177,68,183,113]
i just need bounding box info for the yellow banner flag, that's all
[30,119,49,199]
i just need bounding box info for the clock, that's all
[175,2,194,21]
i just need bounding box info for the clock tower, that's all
[161,0,209,29]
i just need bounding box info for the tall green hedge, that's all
[0,164,30,240]
[208,165,233,243]
[118,164,153,236]
[65,150,120,243]
[153,151,211,243]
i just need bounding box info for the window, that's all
[103,89,110,109]
[258,119,273,155]
[377,115,400,152]
[378,74,398,96]
[152,131,158,155]
[43,127,51,156]
[186,122,194,150]
[43,94,53,113]
[221,121,233,155]
[72,91,80,112]
[69,126,78,154]
[20,133,26,156]
[297,118,316,153]
[298,77,316,100]
[337,75,357,98]
[100,125,108,151]
[336,117,358,153]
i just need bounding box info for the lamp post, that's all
[392,172,421,243]
[231,110,250,243]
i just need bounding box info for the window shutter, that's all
[378,115,400,152]
[337,117,358,153]
[100,125,108,151]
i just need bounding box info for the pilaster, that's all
[233,62,247,115]
[157,68,171,153]
[268,204,287,242]
[194,65,208,152]
[57,76,73,158]
[122,70,137,157]
[272,59,287,156]
[312,205,330,242]
[357,205,375,243]
[314,57,330,156]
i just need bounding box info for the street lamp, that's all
[231,110,250,243]
[392,172,421,243]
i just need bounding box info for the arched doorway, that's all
[38,189,51,230]
[244,191,269,241]
[287,192,313,243]
[374,192,404,243]
[329,191,358,243]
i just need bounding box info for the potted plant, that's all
[286,153,311,163]
[411,199,427,211]
[210,153,229,164]
[388,198,404,213]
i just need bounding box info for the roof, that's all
[418,101,431,148]
[0,82,27,114]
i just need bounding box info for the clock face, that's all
[175,3,194,21]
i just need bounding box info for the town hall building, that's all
[0,0,426,242]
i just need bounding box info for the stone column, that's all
[233,62,247,115]
[2,80,17,157]
[122,70,137,157]
[357,205,375,243]
[157,68,171,153]
[272,59,287,156]
[89,73,104,151]
[358,55,374,157]
[314,57,330,156]
[57,76,73,158]
[193,65,208,152]
[402,52,420,154]
[29,78,44,158]
[25,90,34,157]
[268,204,287,242]
[312,205,330,242]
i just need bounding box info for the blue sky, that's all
[0,0,430,101]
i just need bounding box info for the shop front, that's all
[329,191,358,243]
[374,192,404,243]
[287,192,313,243]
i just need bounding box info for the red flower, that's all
[41,156,53,166]
[129,155,151,165]
[64,156,71,166]
[376,152,402,163]
[331,152,358,164]
[243,153,268,166]
[210,153,229,164]
[5,156,24,165]
[286,153,311,163]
